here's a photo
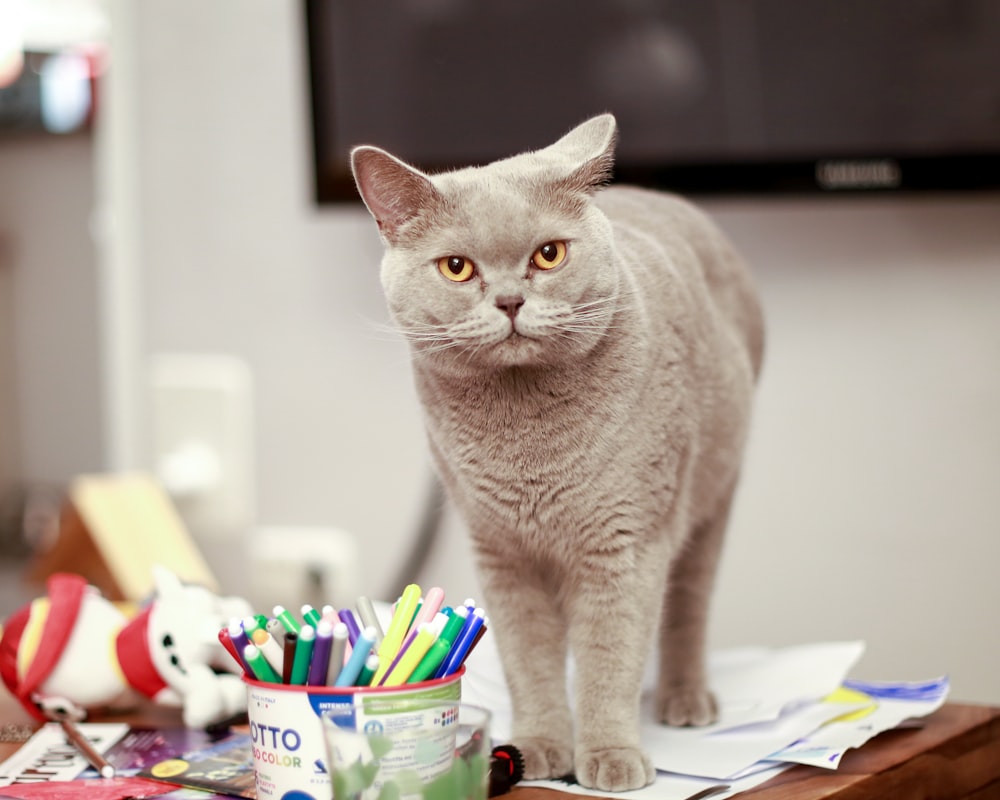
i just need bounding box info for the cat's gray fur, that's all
[351,115,764,792]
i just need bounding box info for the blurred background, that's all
[1,0,997,704]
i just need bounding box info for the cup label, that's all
[246,678,461,800]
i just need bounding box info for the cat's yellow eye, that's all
[531,240,567,271]
[438,255,476,283]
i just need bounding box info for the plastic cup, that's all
[321,700,491,800]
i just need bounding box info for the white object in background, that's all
[148,353,254,540]
[247,526,359,614]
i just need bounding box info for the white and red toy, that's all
[0,567,251,728]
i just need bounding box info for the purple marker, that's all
[229,620,250,654]
[307,620,334,686]
[338,608,362,646]
[226,620,252,673]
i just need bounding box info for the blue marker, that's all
[436,607,485,678]
[335,626,377,687]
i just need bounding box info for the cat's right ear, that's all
[550,113,619,194]
[351,146,440,243]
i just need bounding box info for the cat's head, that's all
[352,114,624,371]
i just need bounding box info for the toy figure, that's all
[0,567,252,728]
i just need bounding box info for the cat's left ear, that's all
[549,113,618,194]
[351,146,441,243]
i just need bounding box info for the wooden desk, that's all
[509,704,1000,800]
[2,695,998,799]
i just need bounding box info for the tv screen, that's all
[305,0,1000,203]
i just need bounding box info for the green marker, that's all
[438,606,467,646]
[356,654,379,687]
[242,615,264,639]
[273,605,302,635]
[406,608,466,684]
[407,637,451,684]
[301,604,322,628]
[290,624,316,684]
[244,643,281,683]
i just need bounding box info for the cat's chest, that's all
[418,372,647,531]
[431,387,601,475]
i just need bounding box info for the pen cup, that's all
[322,701,491,800]
[245,669,463,800]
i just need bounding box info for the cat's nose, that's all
[495,294,525,320]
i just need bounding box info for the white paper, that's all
[642,694,870,779]
[462,638,869,796]
[0,722,129,786]
[768,678,949,769]
[702,641,866,730]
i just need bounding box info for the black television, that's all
[304,0,1000,204]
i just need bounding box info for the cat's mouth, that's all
[505,326,535,342]
[489,326,542,362]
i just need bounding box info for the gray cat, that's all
[351,115,764,792]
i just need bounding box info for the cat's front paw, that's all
[575,746,654,791]
[512,736,574,780]
[657,686,719,727]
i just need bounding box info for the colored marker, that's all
[326,622,349,685]
[434,606,468,656]
[407,600,423,633]
[356,654,379,687]
[218,626,246,674]
[244,643,281,683]
[459,618,488,667]
[290,625,316,685]
[379,611,448,685]
[338,608,361,646]
[438,608,485,677]
[405,587,445,644]
[227,620,250,657]
[382,623,437,686]
[282,630,298,683]
[355,596,384,644]
[307,621,334,686]
[302,604,322,628]
[273,605,302,635]
[252,629,285,676]
[407,636,452,684]
[242,615,264,640]
[265,617,286,647]
[335,626,377,687]
[373,583,421,684]
[431,606,474,679]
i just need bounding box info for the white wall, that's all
[122,1,430,596]
[3,1,997,705]
[706,197,1000,704]
[0,135,103,487]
